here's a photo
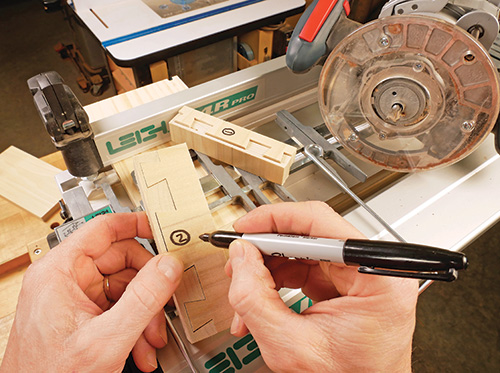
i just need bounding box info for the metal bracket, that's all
[196,151,298,211]
[52,174,156,254]
[275,110,367,182]
[197,152,257,212]
[276,111,404,242]
[237,168,297,205]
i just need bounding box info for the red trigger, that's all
[299,0,344,43]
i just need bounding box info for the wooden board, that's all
[169,106,296,185]
[112,155,143,209]
[107,56,137,93]
[0,146,62,220]
[84,76,188,122]
[0,152,64,274]
[134,144,232,343]
[107,76,188,207]
[150,60,169,82]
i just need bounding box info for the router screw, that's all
[379,36,390,47]
[462,121,475,132]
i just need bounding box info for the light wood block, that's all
[150,60,169,82]
[0,146,61,220]
[169,106,296,184]
[0,152,63,274]
[134,144,232,343]
[107,56,136,93]
[85,76,188,123]
[239,29,274,63]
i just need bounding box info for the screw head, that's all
[461,120,475,132]
[348,133,358,142]
[34,248,42,255]
[379,36,390,47]
[379,132,387,140]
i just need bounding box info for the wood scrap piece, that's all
[134,144,232,343]
[169,106,297,184]
[150,60,169,82]
[0,151,64,275]
[0,146,61,220]
[112,144,169,209]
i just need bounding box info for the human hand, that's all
[225,201,418,372]
[0,212,183,373]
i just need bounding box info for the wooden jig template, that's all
[169,106,297,185]
[0,146,61,220]
[134,144,232,343]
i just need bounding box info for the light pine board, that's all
[112,141,247,228]
[85,76,188,123]
[0,146,61,220]
[169,106,297,184]
[108,76,188,206]
[0,151,64,272]
[134,144,232,343]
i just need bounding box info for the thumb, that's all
[92,253,183,352]
[228,240,299,343]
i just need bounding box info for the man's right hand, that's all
[225,201,418,372]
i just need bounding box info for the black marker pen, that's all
[199,231,468,282]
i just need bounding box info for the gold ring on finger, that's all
[103,275,114,303]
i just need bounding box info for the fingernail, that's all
[230,312,242,335]
[229,240,245,263]
[159,325,168,345]
[157,255,182,282]
[146,350,157,369]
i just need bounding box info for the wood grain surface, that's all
[0,146,62,220]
